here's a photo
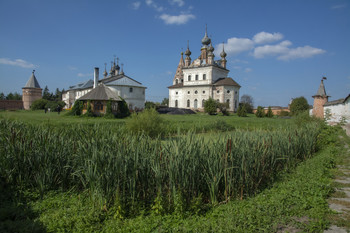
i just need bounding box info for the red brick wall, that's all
[0,100,24,110]
[312,97,328,118]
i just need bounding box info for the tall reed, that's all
[0,119,320,216]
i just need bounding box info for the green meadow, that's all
[0,110,347,232]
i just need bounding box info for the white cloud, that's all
[132,1,141,10]
[170,0,185,7]
[145,0,164,12]
[215,38,254,56]
[253,32,283,44]
[253,40,292,58]
[278,46,326,60]
[0,58,36,68]
[159,13,195,25]
[77,73,93,78]
[331,4,347,9]
[245,68,252,73]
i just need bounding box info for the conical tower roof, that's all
[313,78,329,98]
[23,70,41,89]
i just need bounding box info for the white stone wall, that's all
[324,98,350,123]
[109,85,145,110]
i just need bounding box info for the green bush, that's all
[266,106,274,118]
[278,110,290,117]
[68,101,83,116]
[237,104,247,117]
[217,102,229,116]
[45,101,65,112]
[116,98,130,118]
[30,99,48,110]
[290,97,309,115]
[126,108,166,138]
[255,106,265,118]
[204,98,217,115]
[84,100,94,117]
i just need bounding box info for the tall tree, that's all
[0,92,5,100]
[161,98,169,106]
[290,97,309,115]
[42,86,51,100]
[240,94,254,113]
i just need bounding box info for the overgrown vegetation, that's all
[255,106,265,118]
[204,97,217,115]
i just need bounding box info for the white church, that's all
[168,26,241,112]
[62,58,146,111]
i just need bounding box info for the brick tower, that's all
[22,70,42,110]
[312,77,329,118]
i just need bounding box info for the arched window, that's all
[226,99,230,108]
[195,74,198,80]
[175,100,178,107]
[203,74,206,80]
[202,99,205,107]
[194,99,198,109]
[188,75,191,81]
[187,99,190,107]
[176,79,178,84]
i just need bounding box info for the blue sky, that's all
[0,0,349,107]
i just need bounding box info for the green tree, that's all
[116,97,130,118]
[217,102,229,116]
[30,99,49,110]
[240,94,254,113]
[255,106,265,118]
[290,97,309,115]
[237,104,247,117]
[266,106,274,118]
[161,98,169,106]
[42,86,51,100]
[145,101,157,109]
[204,97,217,115]
[84,100,94,117]
[69,100,83,116]
[0,92,5,100]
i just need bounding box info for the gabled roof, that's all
[78,84,121,101]
[23,71,41,89]
[214,78,241,87]
[102,74,146,88]
[324,94,350,106]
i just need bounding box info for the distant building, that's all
[168,26,241,112]
[22,70,42,110]
[310,78,350,123]
[62,58,146,110]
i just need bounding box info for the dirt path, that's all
[324,124,350,233]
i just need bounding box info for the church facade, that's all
[168,27,241,112]
[62,58,146,110]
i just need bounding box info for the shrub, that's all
[204,98,217,115]
[255,106,265,118]
[145,101,157,109]
[45,101,66,112]
[290,97,309,115]
[30,98,48,110]
[84,100,94,117]
[266,106,274,118]
[278,110,290,117]
[126,108,166,138]
[116,98,130,118]
[68,100,83,116]
[217,102,229,116]
[237,104,247,117]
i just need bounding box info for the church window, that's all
[187,99,190,107]
[203,74,206,80]
[181,79,183,83]
[129,87,133,93]
[235,91,238,94]
[203,91,205,94]
[235,100,238,109]
[188,75,191,81]
[194,99,198,109]
[217,99,219,102]
[176,92,178,95]
[95,101,103,111]
[217,90,220,93]
[195,90,198,94]
[195,74,198,80]
[227,90,230,94]
[175,100,178,107]
[226,99,230,108]
[188,91,190,94]
[202,99,205,107]
[176,79,178,84]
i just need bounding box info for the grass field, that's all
[0,109,345,232]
